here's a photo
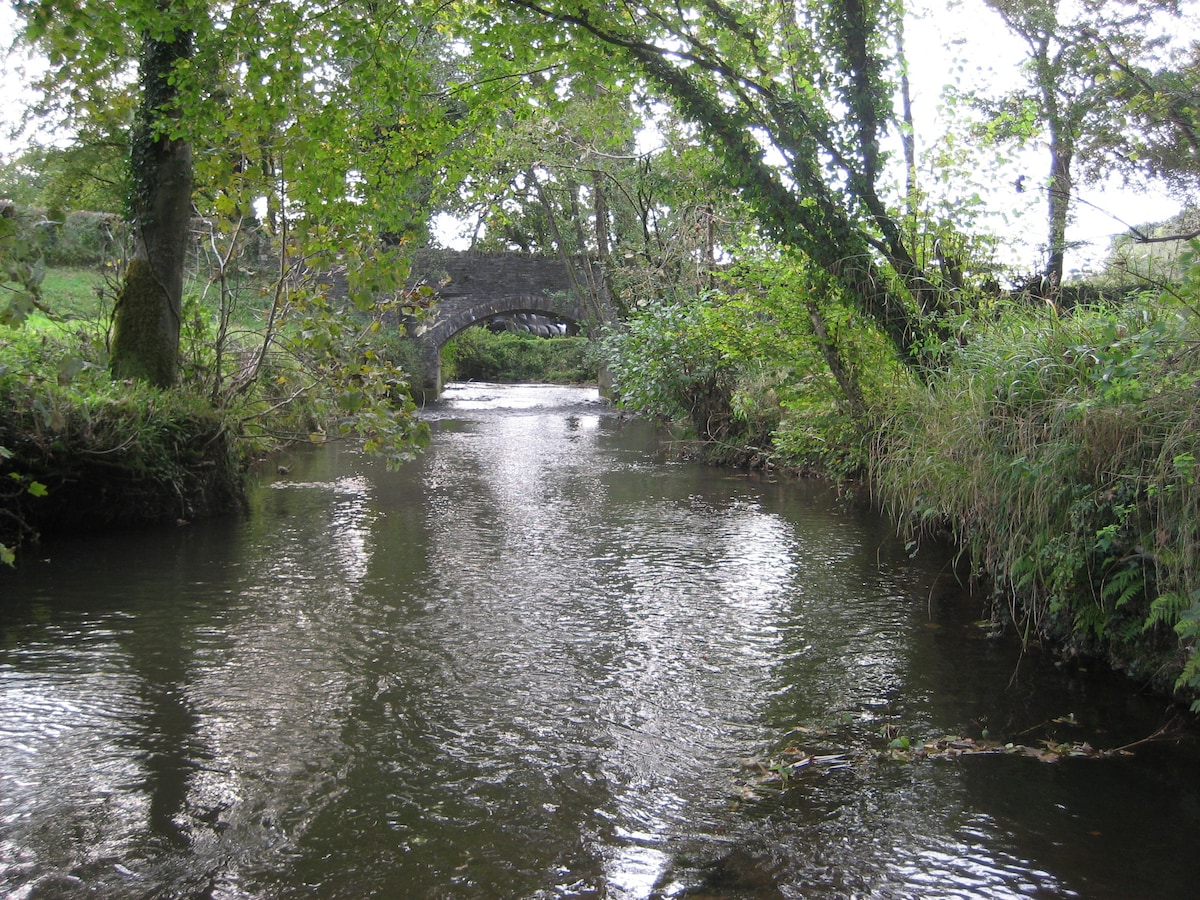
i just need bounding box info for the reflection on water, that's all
[1,382,1198,898]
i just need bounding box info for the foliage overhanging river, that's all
[2,383,1198,899]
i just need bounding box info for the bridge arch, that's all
[411,293,590,398]
[400,250,607,399]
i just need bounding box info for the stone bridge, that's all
[401,250,605,398]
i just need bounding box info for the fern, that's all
[1074,602,1111,639]
[1144,589,1194,632]
[1175,602,1200,712]
[1100,559,1146,611]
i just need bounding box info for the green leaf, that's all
[1,291,39,328]
[337,390,365,412]
[56,354,88,384]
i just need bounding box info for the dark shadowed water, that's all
[2,383,1198,899]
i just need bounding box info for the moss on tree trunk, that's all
[111,256,181,387]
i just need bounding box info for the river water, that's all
[2,382,1198,899]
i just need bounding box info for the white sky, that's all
[905,0,1189,276]
[0,5,40,151]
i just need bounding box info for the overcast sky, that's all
[907,0,1190,274]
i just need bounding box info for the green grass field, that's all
[38,266,110,319]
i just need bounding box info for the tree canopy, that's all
[6,0,1198,376]
[10,0,484,383]
[975,0,1195,288]
[473,0,964,365]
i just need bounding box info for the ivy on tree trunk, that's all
[500,0,953,371]
[110,13,194,388]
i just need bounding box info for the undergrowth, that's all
[1,251,430,563]
[0,375,247,545]
[443,327,596,384]
[874,294,1200,709]
[601,286,893,475]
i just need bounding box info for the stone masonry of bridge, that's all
[402,249,604,398]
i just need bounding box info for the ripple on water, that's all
[2,383,1198,899]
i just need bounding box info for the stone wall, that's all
[407,249,581,303]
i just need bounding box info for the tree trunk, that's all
[897,19,918,219]
[530,168,614,328]
[1044,130,1072,295]
[592,171,610,260]
[110,16,194,388]
[805,299,867,423]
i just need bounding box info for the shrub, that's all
[45,211,124,266]
[602,297,739,442]
[602,280,896,471]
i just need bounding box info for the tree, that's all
[479,0,966,370]
[3,140,130,216]
[978,0,1192,290]
[0,149,52,209]
[1088,29,1200,202]
[11,0,189,384]
[439,73,758,321]
[11,0,473,387]
[109,2,196,387]
[437,73,639,324]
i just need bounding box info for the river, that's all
[1,382,1197,899]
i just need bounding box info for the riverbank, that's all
[0,255,432,563]
[601,292,1200,713]
[871,303,1200,712]
[0,377,248,556]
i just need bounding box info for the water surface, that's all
[2,383,1197,898]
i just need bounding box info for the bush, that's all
[2,206,124,268]
[602,298,739,441]
[443,327,596,384]
[601,284,894,470]
[44,211,124,266]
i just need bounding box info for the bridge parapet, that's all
[407,249,580,301]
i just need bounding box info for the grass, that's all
[872,299,1200,707]
[38,266,110,320]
